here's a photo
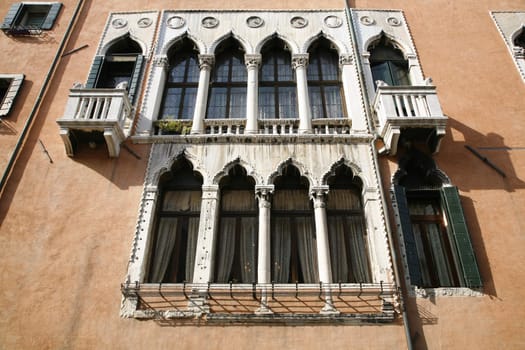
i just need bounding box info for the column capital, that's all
[292,54,309,70]
[310,185,329,208]
[339,54,353,66]
[245,54,262,69]
[198,54,215,70]
[153,55,169,69]
[255,185,274,206]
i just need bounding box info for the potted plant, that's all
[155,119,192,135]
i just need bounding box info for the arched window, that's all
[369,36,410,87]
[514,27,525,49]
[207,38,247,119]
[271,164,318,283]
[307,38,345,119]
[393,149,482,288]
[86,36,144,103]
[214,165,257,283]
[259,39,297,119]
[160,38,200,120]
[147,157,202,283]
[326,165,371,283]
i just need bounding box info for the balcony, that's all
[57,87,133,157]
[373,83,448,155]
[121,282,396,323]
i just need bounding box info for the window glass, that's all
[206,39,246,119]
[307,39,344,119]
[259,39,297,119]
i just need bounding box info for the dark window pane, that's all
[259,87,275,119]
[181,87,197,119]
[186,57,200,83]
[229,87,247,118]
[324,86,344,118]
[214,56,230,83]
[169,61,187,83]
[278,87,297,119]
[308,86,323,119]
[231,56,247,82]
[207,87,228,119]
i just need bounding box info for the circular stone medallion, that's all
[247,16,264,28]
[202,16,219,29]
[167,16,185,29]
[291,16,308,28]
[111,18,127,29]
[324,15,342,28]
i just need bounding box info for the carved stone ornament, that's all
[324,15,342,28]
[202,16,219,29]
[387,17,402,27]
[339,54,353,65]
[310,186,329,208]
[111,18,128,29]
[513,46,525,59]
[245,54,262,69]
[360,16,375,26]
[290,16,308,29]
[167,16,185,29]
[153,56,169,67]
[137,17,152,28]
[292,54,309,69]
[198,54,215,69]
[247,16,264,28]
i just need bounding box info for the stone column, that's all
[191,54,214,134]
[245,54,261,134]
[292,54,312,134]
[190,185,220,314]
[135,56,168,135]
[121,185,159,317]
[339,54,368,132]
[311,186,338,314]
[255,185,274,314]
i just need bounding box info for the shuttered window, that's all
[1,3,62,32]
[393,185,482,288]
[0,74,24,117]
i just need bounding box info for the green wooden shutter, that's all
[0,74,24,117]
[1,3,23,30]
[393,185,423,286]
[85,56,104,88]
[128,55,144,104]
[41,3,62,30]
[441,186,482,288]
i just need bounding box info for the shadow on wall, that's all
[440,118,525,192]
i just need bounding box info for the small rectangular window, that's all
[1,3,62,35]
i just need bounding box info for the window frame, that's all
[1,2,62,34]
[0,74,24,118]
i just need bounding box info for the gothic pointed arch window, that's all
[259,38,297,119]
[307,38,345,119]
[160,38,200,120]
[271,164,318,283]
[369,36,410,87]
[326,165,371,283]
[214,165,257,283]
[86,35,145,103]
[147,157,202,283]
[207,38,247,119]
[514,27,525,49]
[392,149,482,288]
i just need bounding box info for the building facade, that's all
[0,0,524,349]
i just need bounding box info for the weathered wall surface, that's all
[0,0,524,349]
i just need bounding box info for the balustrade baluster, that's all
[394,95,403,117]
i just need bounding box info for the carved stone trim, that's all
[202,16,219,29]
[247,16,264,28]
[153,55,169,68]
[324,15,342,28]
[112,18,127,29]
[198,55,215,70]
[255,185,274,208]
[339,54,353,65]
[513,46,525,59]
[292,54,309,70]
[245,54,262,69]
[310,185,329,208]
[290,16,308,28]
[167,16,185,29]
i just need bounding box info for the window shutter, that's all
[1,3,23,30]
[40,3,62,30]
[128,54,144,104]
[0,74,24,117]
[393,185,423,286]
[85,56,104,88]
[441,186,482,288]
